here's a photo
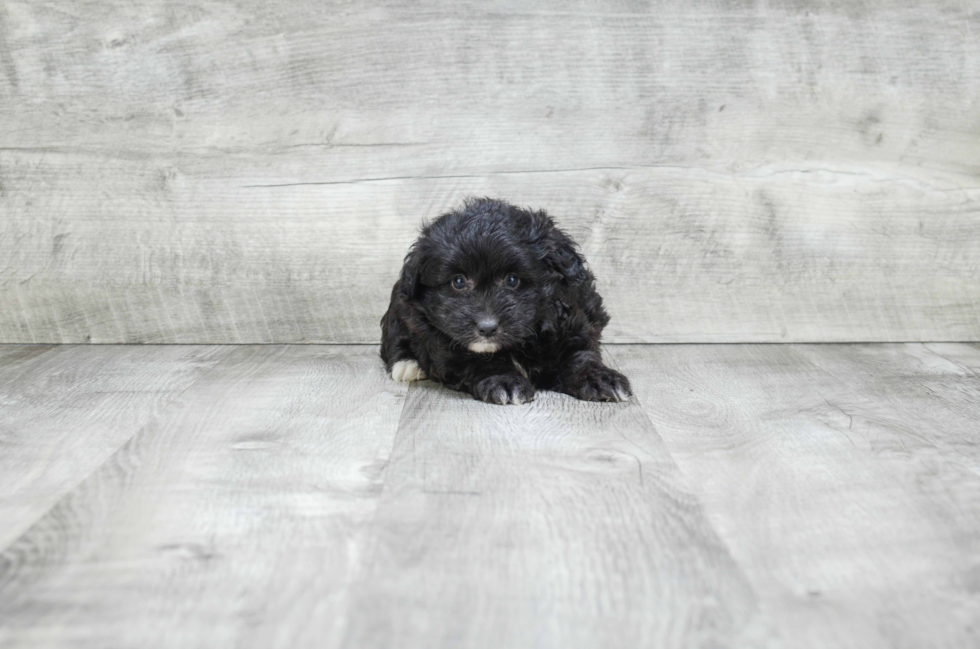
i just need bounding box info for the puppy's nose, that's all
[476,317,499,337]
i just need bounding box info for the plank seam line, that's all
[0,346,236,556]
[602,346,786,642]
[326,379,415,644]
[239,165,689,188]
[921,343,980,378]
[237,163,980,191]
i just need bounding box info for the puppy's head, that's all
[399,198,585,353]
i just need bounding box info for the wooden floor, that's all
[0,344,977,648]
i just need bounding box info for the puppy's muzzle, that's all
[469,316,501,353]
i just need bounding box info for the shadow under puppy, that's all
[381,197,631,405]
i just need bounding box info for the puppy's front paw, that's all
[473,374,535,405]
[391,359,427,382]
[567,365,632,402]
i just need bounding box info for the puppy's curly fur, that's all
[381,197,631,405]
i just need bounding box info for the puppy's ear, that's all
[528,210,588,284]
[398,249,425,300]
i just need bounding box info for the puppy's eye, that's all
[451,276,467,290]
[505,274,520,288]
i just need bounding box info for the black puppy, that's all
[380,197,631,405]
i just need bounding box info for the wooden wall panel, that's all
[1,0,977,342]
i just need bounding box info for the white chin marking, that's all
[468,340,500,354]
[391,359,426,382]
[614,388,630,402]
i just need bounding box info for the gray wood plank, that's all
[0,345,56,368]
[0,345,408,649]
[0,345,59,390]
[0,344,229,549]
[1,1,978,343]
[1,1,977,171]
[608,343,980,649]
[338,380,775,648]
[1,155,977,344]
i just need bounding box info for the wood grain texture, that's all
[338,379,773,648]
[0,344,228,548]
[609,343,980,649]
[0,345,408,649]
[1,1,979,343]
[2,343,978,646]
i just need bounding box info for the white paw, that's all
[490,386,528,405]
[391,359,426,382]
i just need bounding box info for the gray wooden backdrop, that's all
[1,0,978,344]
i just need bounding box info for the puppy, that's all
[380,197,631,405]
